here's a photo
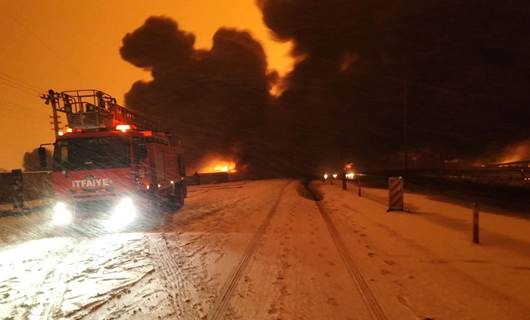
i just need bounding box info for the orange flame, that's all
[200,159,237,173]
[213,161,237,173]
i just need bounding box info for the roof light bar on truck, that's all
[41,89,163,135]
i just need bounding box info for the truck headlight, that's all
[52,202,72,226]
[107,196,137,230]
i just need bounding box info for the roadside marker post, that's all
[387,176,404,212]
[11,169,24,210]
[342,173,347,190]
[473,203,480,244]
[357,177,362,197]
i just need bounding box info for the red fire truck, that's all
[38,89,186,229]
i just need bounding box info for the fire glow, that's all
[201,159,237,173]
[497,139,530,164]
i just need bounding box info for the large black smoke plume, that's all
[122,2,530,176]
[258,0,530,170]
[120,17,272,173]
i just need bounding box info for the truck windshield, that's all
[53,136,130,170]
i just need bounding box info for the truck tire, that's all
[177,183,185,206]
[168,183,184,210]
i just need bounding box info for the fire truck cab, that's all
[39,89,186,228]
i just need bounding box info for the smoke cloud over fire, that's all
[121,2,530,175]
[258,0,530,170]
[120,17,273,173]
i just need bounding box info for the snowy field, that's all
[0,179,529,319]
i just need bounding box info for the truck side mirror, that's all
[38,147,47,169]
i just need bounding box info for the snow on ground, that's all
[227,181,393,319]
[0,233,153,320]
[0,199,51,213]
[316,180,530,319]
[0,210,50,244]
[0,180,304,319]
[0,179,529,319]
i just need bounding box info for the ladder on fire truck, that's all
[41,89,161,137]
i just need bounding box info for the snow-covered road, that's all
[1,179,529,319]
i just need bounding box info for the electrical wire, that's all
[0,81,40,98]
[0,72,44,93]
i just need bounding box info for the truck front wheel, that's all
[170,183,185,209]
[177,183,185,206]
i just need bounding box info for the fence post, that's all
[11,169,24,210]
[473,203,479,244]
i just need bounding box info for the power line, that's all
[0,76,41,96]
[0,80,40,98]
[0,71,44,93]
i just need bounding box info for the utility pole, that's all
[42,90,60,138]
[403,74,408,176]
[51,91,60,139]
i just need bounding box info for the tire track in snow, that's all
[42,252,77,320]
[208,180,292,320]
[306,182,389,320]
[148,234,203,319]
[23,240,78,320]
